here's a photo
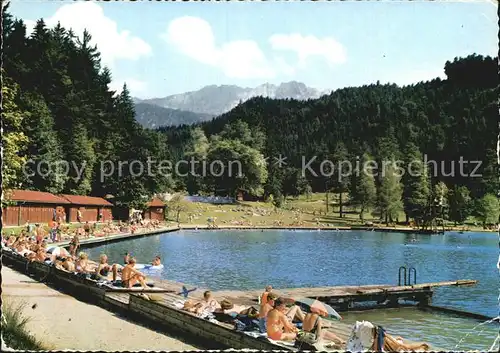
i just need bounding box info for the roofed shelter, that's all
[60,194,113,223]
[144,197,166,221]
[2,189,70,226]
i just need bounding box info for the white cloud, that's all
[162,16,277,79]
[24,2,151,68]
[162,16,347,79]
[109,78,147,96]
[269,33,347,68]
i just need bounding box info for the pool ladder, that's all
[398,266,417,286]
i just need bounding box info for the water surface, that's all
[86,229,499,350]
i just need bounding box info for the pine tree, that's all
[350,153,377,221]
[2,74,29,194]
[402,142,430,225]
[20,92,67,193]
[330,142,350,218]
[447,185,472,225]
[377,161,403,224]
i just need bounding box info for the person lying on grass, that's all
[120,257,148,288]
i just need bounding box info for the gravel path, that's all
[2,267,198,351]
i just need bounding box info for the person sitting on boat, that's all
[95,254,118,281]
[302,310,345,345]
[120,257,148,288]
[266,298,299,341]
[258,293,277,333]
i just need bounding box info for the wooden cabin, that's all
[60,194,113,223]
[144,197,166,221]
[2,189,70,226]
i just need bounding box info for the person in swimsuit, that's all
[266,298,299,341]
[120,257,148,288]
[196,290,219,314]
[75,252,90,273]
[302,312,345,345]
[260,285,273,305]
[95,254,118,281]
[69,235,80,257]
[258,293,277,333]
[83,222,91,238]
[123,252,131,265]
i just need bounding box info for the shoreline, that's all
[47,223,496,250]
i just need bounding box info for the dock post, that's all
[417,290,433,307]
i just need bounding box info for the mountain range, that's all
[134,81,329,128]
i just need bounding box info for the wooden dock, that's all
[212,280,478,311]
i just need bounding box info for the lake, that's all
[86,229,499,350]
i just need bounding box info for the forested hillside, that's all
[160,55,498,224]
[2,7,172,208]
[2,5,498,225]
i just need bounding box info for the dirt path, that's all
[2,267,197,351]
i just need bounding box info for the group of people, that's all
[1,229,163,289]
[179,285,345,346]
[178,284,431,351]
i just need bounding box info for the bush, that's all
[2,300,46,350]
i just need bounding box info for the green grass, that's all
[2,221,111,237]
[165,193,492,232]
[2,300,48,350]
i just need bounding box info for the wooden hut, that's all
[144,197,166,221]
[2,189,70,226]
[60,194,113,223]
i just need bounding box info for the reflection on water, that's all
[86,229,498,349]
[339,308,498,351]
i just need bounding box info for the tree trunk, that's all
[360,205,365,222]
[385,213,388,225]
[339,192,343,218]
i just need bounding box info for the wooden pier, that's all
[212,280,478,311]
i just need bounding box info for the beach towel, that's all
[346,321,375,352]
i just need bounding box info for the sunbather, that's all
[215,300,258,316]
[183,290,219,315]
[120,257,148,288]
[197,290,219,314]
[95,254,118,281]
[266,298,299,341]
[302,311,345,345]
[260,285,273,305]
[76,252,90,273]
[258,293,277,333]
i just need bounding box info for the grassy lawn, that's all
[166,193,490,232]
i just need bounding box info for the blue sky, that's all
[8,0,498,98]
